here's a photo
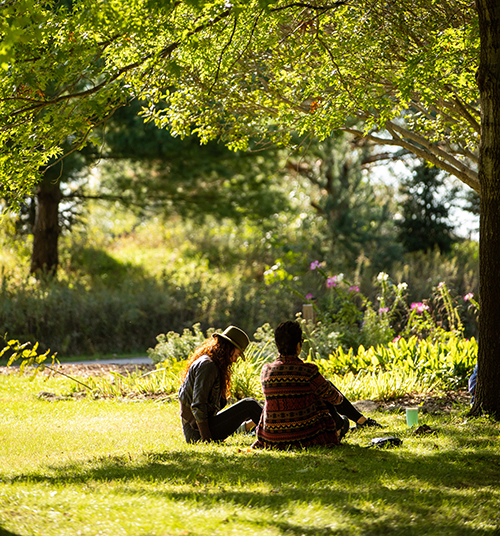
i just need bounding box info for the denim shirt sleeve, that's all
[179,356,221,423]
[468,364,478,395]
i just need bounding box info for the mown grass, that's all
[0,373,499,536]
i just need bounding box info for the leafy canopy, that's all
[1,0,480,203]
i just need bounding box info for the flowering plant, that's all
[300,266,405,354]
[265,257,472,358]
[463,291,479,312]
[411,302,429,314]
[399,281,465,342]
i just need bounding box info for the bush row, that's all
[0,277,297,357]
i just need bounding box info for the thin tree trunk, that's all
[470,0,500,419]
[30,174,61,276]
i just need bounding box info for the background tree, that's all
[97,101,288,223]
[396,164,459,254]
[13,99,289,276]
[287,134,402,272]
[27,143,96,276]
[473,0,500,419]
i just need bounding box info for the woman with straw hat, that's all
[178,325,263,443]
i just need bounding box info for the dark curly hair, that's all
[274,320,303,356]
[181,334,236,397]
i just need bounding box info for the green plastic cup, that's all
[406,408,419,427]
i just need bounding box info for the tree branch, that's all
[7,6,236,119]
[449,96,481,134]
[360,151,409,166]
[309,200,325,215]
[386,119,478,178]
[344,124,480,193]
[270,2,348,12]
[43,104,123,172]
[208,13,239,95]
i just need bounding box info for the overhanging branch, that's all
[7,7,235,119]
[344,125,480,193]
[270,2,348,12]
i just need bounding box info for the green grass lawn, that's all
[0,372,499,536]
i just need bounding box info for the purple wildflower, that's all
[349,286,360,292]
[326,277,337,288]
[310,260,321,270]
[305,293,313,300]
[464,293,474,302]
[379,307,389,314]
[326,273,344,288]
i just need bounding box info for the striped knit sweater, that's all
[254,355,344,449]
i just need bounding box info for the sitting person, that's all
[178,325,263,443]
[253,320,381,450]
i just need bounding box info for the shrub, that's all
[147,323,212,364]
[315,335,477,391]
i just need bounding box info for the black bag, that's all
[370,436,403,448]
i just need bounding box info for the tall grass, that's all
[0,221,298,356]
[40,333,476,404]
[0,214,479,357]
[59,361,186,399]
[333,369,441,401]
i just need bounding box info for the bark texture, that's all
[30,172,62,276]
[470,0,500,419]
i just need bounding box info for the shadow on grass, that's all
[5,429,500,536]
[0,527,22,536]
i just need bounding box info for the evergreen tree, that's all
[97,101,288,223]
[287,134,401,271]
[396,164,458,254]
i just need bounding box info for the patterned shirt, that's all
[254,355,344,449]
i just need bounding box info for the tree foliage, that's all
[1,0,479,203]
[97,101,289,222]
[147,0,479,190]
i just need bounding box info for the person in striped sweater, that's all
[253,320,381,449]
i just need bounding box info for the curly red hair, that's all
[181,335,235,397]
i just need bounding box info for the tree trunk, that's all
[470,0,500,419]
[30,173,62,277]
